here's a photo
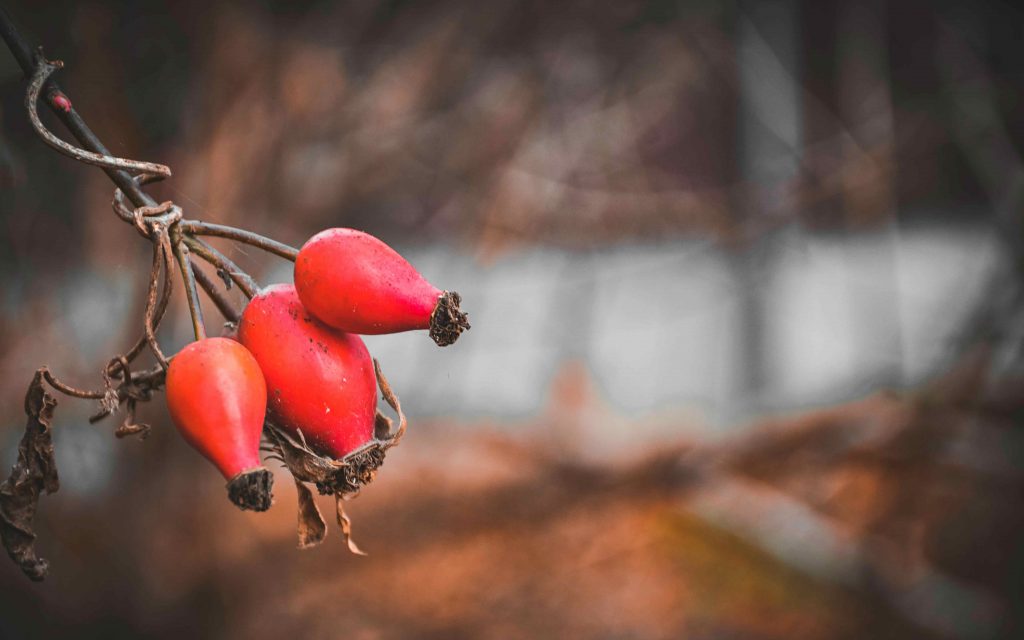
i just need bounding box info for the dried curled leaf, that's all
[267,359,406,552]
[336,496,366,556]
[99,378,120,418]
[0,370,60,581]
[295,480,327,548]
[113,398,151,440]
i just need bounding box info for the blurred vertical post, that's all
[837,0,904,385]
[547,253,598,451]
[733,0,802,420]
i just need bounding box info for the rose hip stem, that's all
[184,236,259,298]
[191,259,240,322]
[171,237,207,341]
[180,221,300,262]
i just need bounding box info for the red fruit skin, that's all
[165,337,267,480]
[238,284,378,458]
[294,228,441,335]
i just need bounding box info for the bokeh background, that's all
[2,0,1023,637]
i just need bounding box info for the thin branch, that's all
[182,221,299,261]
[171,239,207,341]
[112,174,175,230]
[0,7,156,209]
[191,259,241,323]
[39,368,105,400]
[125,364,166,389]
[111,234,174,372]
[184,236,258,298]
[146,235,174,369]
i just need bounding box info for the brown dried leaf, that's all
[113,399,150,440]
[266,424,347,486]
[295,480,326,549]
[336,496,367,556]
[100,387,120,417]
[373,411,393,440]
[115,420,151,440]
[373,359,406,446]
[0,370,60,581]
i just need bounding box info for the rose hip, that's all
[238,284,377,459]
[165,337,273,511]
[294,228,469,346]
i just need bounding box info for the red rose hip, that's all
[294,228,469,346]
[238,284,378,459]
[165,337,273,511]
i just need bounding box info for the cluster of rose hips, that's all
[166,228,468,518]
[0,44,471,576]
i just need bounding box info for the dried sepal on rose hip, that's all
[263,359,407,553]
[294,228,470,346]
[165,337,274,511]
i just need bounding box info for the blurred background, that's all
[2,0,1023,637]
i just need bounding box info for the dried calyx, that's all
[263,360,407,550]
[227,468,275,512]
[429,290,471,346]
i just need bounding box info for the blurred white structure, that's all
[341,223,999,432]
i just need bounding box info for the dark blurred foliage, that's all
[1,0,1024,638]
